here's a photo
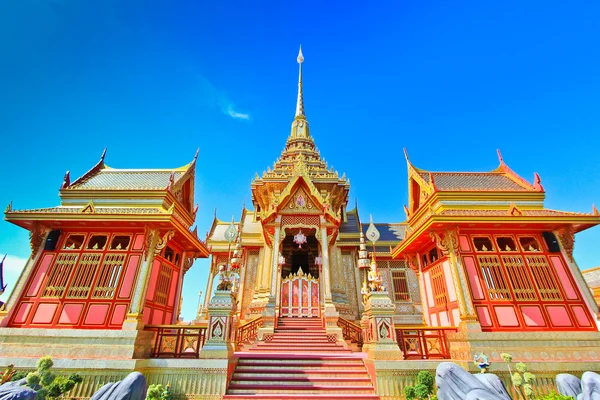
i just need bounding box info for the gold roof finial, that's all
[295,45,305,118]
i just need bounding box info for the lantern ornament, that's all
[231,241,242,270]
[224,217,239,243]
[358,233,370,269]
[293,229,307,249]
[360,215,383,301]
[314,254,322,267]
[217,217,241,293]
[365,216,380,243]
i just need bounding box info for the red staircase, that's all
[224,317,379,399]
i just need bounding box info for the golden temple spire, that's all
[295,45,305,118]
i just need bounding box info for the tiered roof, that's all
[5,150,209,256]
[392,149,600,258]
[250,48,350,224]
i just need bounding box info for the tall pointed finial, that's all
[295,45,305,118]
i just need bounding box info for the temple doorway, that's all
[280,230,319,278]
[279,229,320,317]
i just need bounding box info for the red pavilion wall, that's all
[458,231,595,332]
[8,229,182,329]
[422,259,460,327]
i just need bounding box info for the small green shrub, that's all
[404,385,416,400]
[146,383,173,400]
[37,357,53,372]
[500,352,537,399]
[10,370,30,382]
[404,371,435,400]
[21,356,82,399]
[26,372,41,387]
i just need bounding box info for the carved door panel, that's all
[280,267,319,317]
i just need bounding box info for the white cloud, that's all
[0,255,29,302]
[195,74,251,122]
[226,105,250,120]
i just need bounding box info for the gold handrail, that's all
[395,325,458,330]
[145,324,208,329]
[338,316,362,330]
[237,316,262,330]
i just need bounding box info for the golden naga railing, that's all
[337,317,363,346]
[235,316,263,348]
[145,324,207,358]
[395,326,457,359]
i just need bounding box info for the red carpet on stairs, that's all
[223,317,380,399]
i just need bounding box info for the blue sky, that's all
[1,1,599,321]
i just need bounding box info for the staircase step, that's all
[252,345,347,350]
[236,360,365,367]
[235,366,366,372]
[233,371,369,378]
[237,355,363,361]
[224,395,380,399]
[227,385,376,394]
[250,350,352,354]
[267,337,329,340]
[231,377,372,385]
[226,317,378,399]
[232,377,372,383]
[250,348,350,352]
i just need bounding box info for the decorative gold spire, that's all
[295,45,305,118]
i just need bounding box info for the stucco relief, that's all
[241,250,259,319]
[341,250,359,319]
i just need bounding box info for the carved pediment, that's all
[280,186,320,214]
[276,176,325,215]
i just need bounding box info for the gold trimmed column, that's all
[319,216,343,342]
[260,244,272,297]
[269,219,282,299]
[124,228,174,330]
[430,228,480,332]
[257,220,282,339]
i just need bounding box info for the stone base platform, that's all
[0,327,154,360]
[2,357,231,400]
[2,355,598,399]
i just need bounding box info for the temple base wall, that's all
[3,353,599,399]
[0,327,154,360]
[2,358,229,400]
[448,330,600,364]
[371,360,599,399]
[2,327,600,399]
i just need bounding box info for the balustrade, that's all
[235,316,263,348]
[146,324,207,358]
[395,326,457,359]
[337,317,363,346]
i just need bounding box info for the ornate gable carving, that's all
[280,186,320,214]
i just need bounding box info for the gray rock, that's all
[0,379,37,400]
[436,362,512,400]
[474,373,512,398]
[90,372,147,400]
[556,373,582,398]
[0,379,27,388]
[581,371,600,400]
